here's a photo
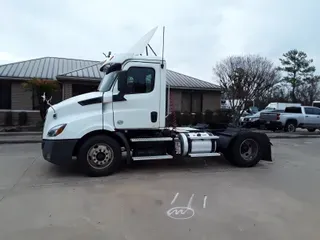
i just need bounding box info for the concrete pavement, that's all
[0,139,320,239]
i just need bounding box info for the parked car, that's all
[240,109,283,128]
[312,101,320,108]
[260,106,320,132]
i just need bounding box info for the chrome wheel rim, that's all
[239,138,259,161]
[87,143,114,169]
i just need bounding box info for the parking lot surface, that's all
[0,139,319,240]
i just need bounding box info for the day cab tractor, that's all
[41,27,272,177]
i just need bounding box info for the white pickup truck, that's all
[259,106,320,132]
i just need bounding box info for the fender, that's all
[77,123,114,139]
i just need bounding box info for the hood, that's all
[45,91,106,124]
[43,91,110,137]
[53,91,103,111]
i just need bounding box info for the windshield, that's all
[98,71,119,92]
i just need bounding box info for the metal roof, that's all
[0,57,98,80]
[0,57,220,90]
[57,62,105,80]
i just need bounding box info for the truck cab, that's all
[101,55,167,130]
[43,54,167,136]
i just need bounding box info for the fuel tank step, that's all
[188,152,221,158]
[130,137,173,142]
[132,154,173,161]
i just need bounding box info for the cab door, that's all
[311,107,320,128]
[304,107,319,128]
[112,62,161,129]
[304,107,315,128]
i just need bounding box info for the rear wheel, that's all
[226,134,262,167]
[78,135,122,177]
[284,121,297,132]
[307,128,316,132]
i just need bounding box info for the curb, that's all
[0,140,42,144]
[0,132,42,136]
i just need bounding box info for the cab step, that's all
[132,154,173,161]
[130,137,173,142]
[188,152,221,157]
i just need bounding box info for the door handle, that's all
[150,111,158,123]
[306,116,308,117]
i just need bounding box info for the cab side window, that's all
[124,67,155,94]
[305,107,314,115]
[312,108,320,115]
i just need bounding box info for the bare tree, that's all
[214,55,280,124]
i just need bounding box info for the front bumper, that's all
[42,139,78,166]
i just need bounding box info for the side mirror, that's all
[117,71,128,93]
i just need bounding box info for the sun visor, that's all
[100,27,158,72]
[127,26,158,55]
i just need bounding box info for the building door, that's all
[0,81,11,109]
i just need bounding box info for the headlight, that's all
[47,124,67,137]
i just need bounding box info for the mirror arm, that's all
[113,92,127,102]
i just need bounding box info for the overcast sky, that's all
[1,0,319,83]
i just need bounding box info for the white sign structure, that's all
[167,193,208,220]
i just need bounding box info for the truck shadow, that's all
[47,156,270,180]
[126,157,230,171]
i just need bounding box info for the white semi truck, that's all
[42,27,272,176]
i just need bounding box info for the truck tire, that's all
[307,128,316,132]
[78,135,122,177]
[226,134,262,168]
[284,120,297,132]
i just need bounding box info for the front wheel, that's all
[226,134,262,167]
[78,135,122,177]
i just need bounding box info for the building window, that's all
[72,84,98,96]
[191,92,202,112]
[121,67,155,94]
[32,83,62,110]
[181,92,191,112]
[181,92,203,113]
[0,81,11,109]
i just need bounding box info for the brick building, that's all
[0,57,221,125]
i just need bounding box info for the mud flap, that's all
[260,135,273,162]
